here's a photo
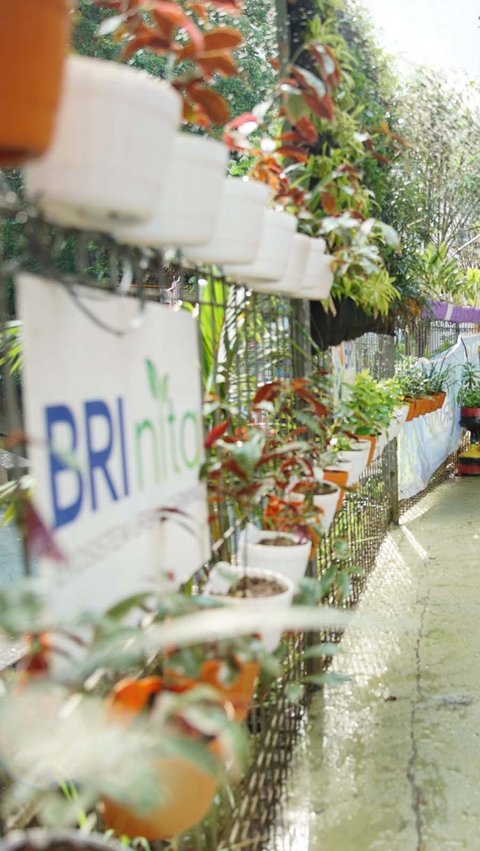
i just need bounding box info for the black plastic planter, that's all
[310,298,393,350]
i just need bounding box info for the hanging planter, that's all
[299,239,334,300]
[160,660,259,724]
[0,0,71,168]
[327,439,370,485]
[269,233,312,296]
[102,676,224,839]
[184,178,270,265]
[25,56,182,231]
[287,481,341,536]
[387,403,410,440]
[115,132,228,249]
[240,527,311,590]
[321,469,348,511]
[224,210,297,286]
[372,431,388,461]
[205,564,295,652]
[310,297,393,350]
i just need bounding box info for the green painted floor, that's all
[276,477,480,851]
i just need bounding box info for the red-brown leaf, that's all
[197,49,239,78]
[253,381,281,405]
[295,116,318,144]
[204,420,229,449]
[188,83,230,124]
[276,145,308,162]
[304,92,335,122]
[203,26,243,51]
[321,191,338,214]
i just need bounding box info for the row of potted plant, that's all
[202,368,407,605]
[396,357,451,421]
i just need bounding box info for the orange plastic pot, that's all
[431,391,446,411]
[163,659,259,723]
[323,469,348,511]
[360,434,377,465]
[406,399,417,421]
[102,677,222,839]
[0,0,70,167]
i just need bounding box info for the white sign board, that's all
[18,274,210,616]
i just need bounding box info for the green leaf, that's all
[285,682,305,703]
[305,672,351,687]
[304,642,341,659]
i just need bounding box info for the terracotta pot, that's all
[322,469,348,511]
[102,677,221,839]
[0,0,70,167]
[436,391,447,410]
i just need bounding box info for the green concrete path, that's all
[279,477,480,851]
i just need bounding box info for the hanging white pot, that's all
[287,483,341,537]
[251,233,310,295]
[115,132,228,249]
[240,526,311,590]
[373,430,388,460]
[313,483,341,534]
[183,178,270,265]
[205,564,294,652]
[224,209,297,287]
[329,439,371,485]
[301,239,334,298]
[387,403,410,442]
[25,56,182,231]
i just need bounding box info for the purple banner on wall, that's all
[423,301,480,324]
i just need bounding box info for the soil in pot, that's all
[257,535,301,547]
[229,575,287,598]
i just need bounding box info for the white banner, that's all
[398,333,480,499]
[18,275,210,616]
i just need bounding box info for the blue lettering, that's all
[46,404,83,529]
[85,400,119,511]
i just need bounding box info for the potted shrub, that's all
[205,563,295,652]
[0,1,71,167]
[458,363,480,431]
[241,524,311,590]
[101,676,231,839]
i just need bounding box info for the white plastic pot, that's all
[115,132,228,248]
[330,439,371,485]
[373,430,388,461]
[25,56,182,231]
[313,485,341,534]
[387,404,410,442]
[241,527,311,590]
[301,242,334,298]
[205,564,294,652]
[287,484,340,537]
[224,209,297,286]
[271,234,312,296]
[183,178,270,265]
